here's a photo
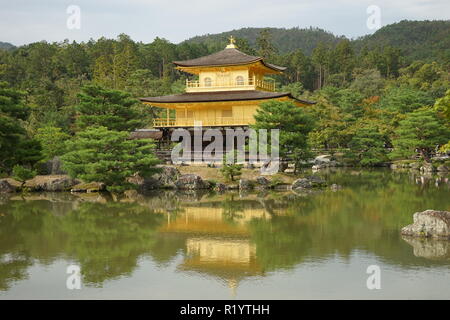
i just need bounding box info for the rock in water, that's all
[214,183,226,192]
[0,179,16,193]
[175,174,210,190]
[239,179,253,190]
[128,165,180,190]
[41,176,78,191]
[292,175,326,190]
[314,155,331,164]
[71,182,106,193]
[401,210,450,239]
[292,178,311,189]
[420,163,436,173]
[330,183,342,191]
[256,176,270,186]
[153,165,180,187]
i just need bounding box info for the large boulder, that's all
[292,175,326,190]
[40,176,78,191]
[239,179,253,190]
[71,182,106,193]
[330,183,342,191]
[312,155,339,170]
[214,183,226,192]
[256,176,270,186]
[314,155,331,165]
[41,156,66,175]
[0,179,16,193]
[401,210,450,239]
[24,175,78,192]
[175,174,210,190]
[420,163,436,173]
[128,165,180,190]
[292,178,311,189]
[152,165,180,187]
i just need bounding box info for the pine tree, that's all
[61,126,160,192]
[256,29,277,60]
[75,84,145,132]
[391,108,450,162]
[35,126,70,161]
[346,124,388,166]
[0,81,42,172]
[252,100,315,173]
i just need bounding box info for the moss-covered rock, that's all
[71,182,106,193]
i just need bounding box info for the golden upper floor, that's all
[173,37,285,93]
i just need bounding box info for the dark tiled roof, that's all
[173,48,286,72]
[140,90,315,105]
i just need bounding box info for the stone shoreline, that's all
[0,165,335,194]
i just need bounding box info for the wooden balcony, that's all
[153,117,255,128]
[185,77,275,93]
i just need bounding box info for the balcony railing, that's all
[153,117,255,127]
[185,77,275,92]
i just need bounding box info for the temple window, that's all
[204,77,212,87]
[236,76,244,85]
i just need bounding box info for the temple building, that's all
[139,36,314,131]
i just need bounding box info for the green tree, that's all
[333,39,355,82]
[75,84,145,132]
[390,108,450,162]
[0,82,42,172]
[256,29,277,60]
[350,69,385,98]
[307,95,348,149]
[252,100,315,172]
[378,87,434,114]
[280,82,304,98]
[12,165,36,188]
[35,126,70,161]
[434,89,450,152]
[220,164,243,182]
[220,151,243,182]
[346,124,388,166]
[311,42,331,89]
[61,126,160,192]
[434,89,450,122]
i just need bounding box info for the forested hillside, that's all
[0,42,15,51]
[354,20,450,63]
[184,27,343,55]
[0,20,449,178]
[185,20,450,63]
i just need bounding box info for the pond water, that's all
[0,169,449,299]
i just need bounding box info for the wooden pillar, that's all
[166,108,170,126]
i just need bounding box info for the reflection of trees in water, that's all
[221,195,245,224]
[248,170,449,271]
[0,253,32,291]
[0,200,165,288]
[0,170,448,290]
[60,202,165,284]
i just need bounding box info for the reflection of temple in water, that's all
[158,201,270,296]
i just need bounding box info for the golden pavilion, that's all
[140,36,314,129]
